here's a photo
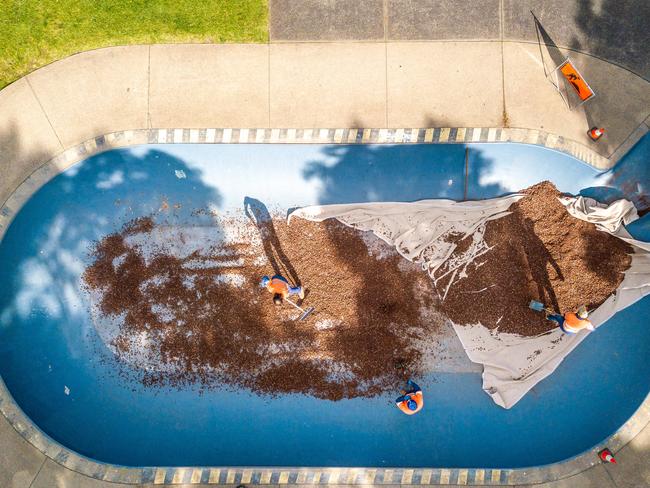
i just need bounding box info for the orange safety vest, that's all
[396,391,424,415]
[266,278,289,298]
[563,312,593,333]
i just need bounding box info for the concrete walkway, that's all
[1,42,649,208]
[270,0,650,80]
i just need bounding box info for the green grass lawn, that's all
[0,0,268,89]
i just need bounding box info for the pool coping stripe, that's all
[0,126,611,240]
[0,126,646,485]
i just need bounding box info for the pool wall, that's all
[0,126,649,485]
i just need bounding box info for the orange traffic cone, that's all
[599,448,617,464]
[588,127,605,141]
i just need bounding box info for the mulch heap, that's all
[84,181,634,398]
[83,214,440,400]
[438,181,633,336]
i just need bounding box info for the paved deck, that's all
[1,41,649,208]
[1,2,649,486]
[270,0,650,80]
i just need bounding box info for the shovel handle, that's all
[284,298,305,313]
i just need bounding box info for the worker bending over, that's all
[546,305,594,334]
[395,379,423,415]
[260,275,305,305]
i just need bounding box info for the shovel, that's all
[529,300,554,314]
[529,300,545,311]
[284,298,315,321]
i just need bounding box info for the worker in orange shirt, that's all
[260,275,305,305]
[395,379,423,415]
[546,305,595,334]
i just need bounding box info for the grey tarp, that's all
[289,195,650,408]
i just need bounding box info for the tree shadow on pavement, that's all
[0,121,56,208]
[531,11,605,136]
[572,0,650,81]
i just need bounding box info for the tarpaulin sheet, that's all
[290,195,650,408]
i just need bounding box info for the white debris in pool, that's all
[213,273,246,287]
[151,303,176,323]
[174,170,187,179]
[315,319,341,331]
[183,258,244,269]
[64,385,70,395]
[112,253,127,270]
[448,179,453,186]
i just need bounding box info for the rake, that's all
[284,298,315,321]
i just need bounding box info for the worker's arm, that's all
[406,379,421,392]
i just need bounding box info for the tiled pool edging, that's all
[1,367,649,486]
[0,126,611,239]
[0,126,645,485]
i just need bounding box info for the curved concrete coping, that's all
[0,125,612,236]
[0,126,649,486]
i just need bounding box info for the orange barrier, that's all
[558,59,595,102]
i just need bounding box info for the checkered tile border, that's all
[0,127,644,486]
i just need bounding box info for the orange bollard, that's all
[588,127,605,141]
[599,448,617,464]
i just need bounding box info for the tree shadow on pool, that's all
[300,144,615,336]
[579,133,650,216]
[302,143,509,204]
[0,147,254,382]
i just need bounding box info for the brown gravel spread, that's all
[438,182,632,336]
[83,215,439,400]
[83,182,633,397]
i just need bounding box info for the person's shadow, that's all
[243,196,302,290]
[519,217,564,313]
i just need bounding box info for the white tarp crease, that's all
[289,195,650,408]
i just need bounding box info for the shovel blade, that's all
[529,300,545,311]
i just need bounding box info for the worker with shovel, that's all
[260,275,314,320]
[530,301,595,334]
[395,379,423,415]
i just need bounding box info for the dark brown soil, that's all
[438,181,633,336]
[83,216,438,400]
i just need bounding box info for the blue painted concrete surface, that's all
[0,139,648,468]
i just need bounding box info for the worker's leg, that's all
[287,285,305,299]
[547,314,573,334]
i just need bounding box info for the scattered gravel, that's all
[83,215,440,400]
